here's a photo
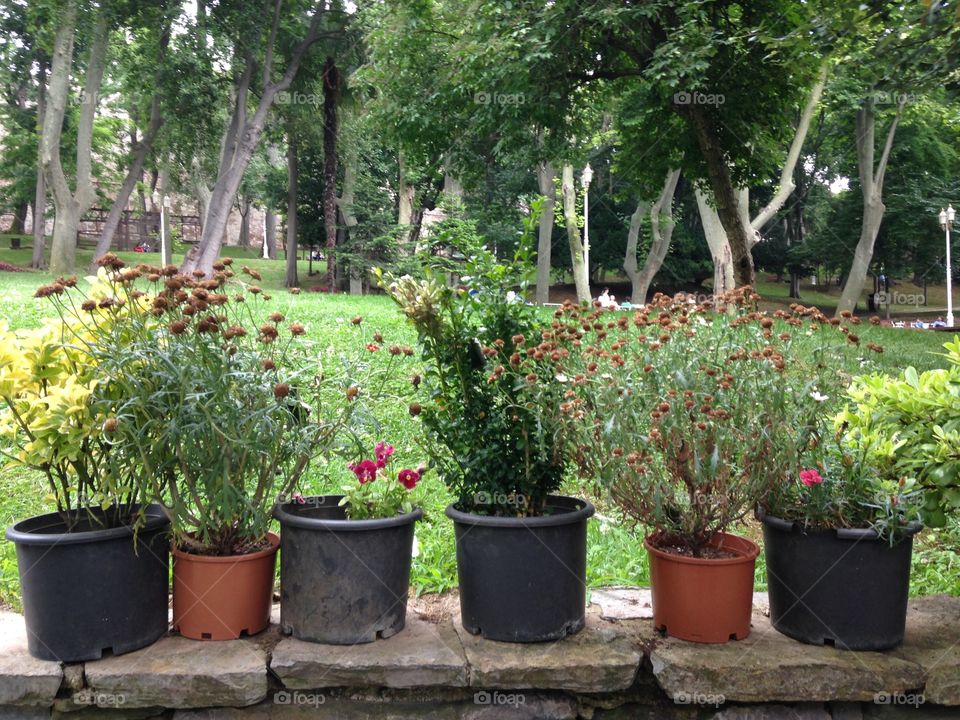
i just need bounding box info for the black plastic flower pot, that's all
[5,504,171,662]
[760,511,921,651]
[274,495,422,644]
[446,494,594,643]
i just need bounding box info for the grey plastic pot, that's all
[447,494,594,642]
[274,495,421,644]
[5,504,170,661]
[760,509,921,651]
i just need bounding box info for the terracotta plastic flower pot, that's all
[172,532,279,640]
[761,511,921,650]
[645,531,759,643]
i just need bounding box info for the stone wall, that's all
[1,590,957,719]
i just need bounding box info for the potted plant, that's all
[1,280,169,661]
[562,291,867,643]
[759,434,923,650]
[757,339,952,651]
[48,255,346,641]
[378,219,594,643]
[274,440,424,644]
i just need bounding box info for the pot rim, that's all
[445,494,595,528]
[172,531,280,563]
[757,507,923,541]
[5,503,170,547]
[644,530,760,566]
[274,495,423,531]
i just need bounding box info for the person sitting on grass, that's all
[597,288,619,309]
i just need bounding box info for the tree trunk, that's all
[265,210,277,259]
[285,128,299,288]
[31,59,48,269]
[751,64,828,236]
[49,203,79,275]
[322,57,340,290]
[11,202,28,235]
[91,93,163,267]
[181,4,326,276]
[623,200,649,303]
[535,161,556,304]
[839,199,885,315]
[336,136,358,229]
[627,169,681,305]
[43,3,108,275]
[695,189,735,297]
[561,164,590,303]
[837,97,904,316]
[398,151,414,249]
[237,195,251,247]
[684,103,755,287]
[39,3,77,275]
[790,273,801,299]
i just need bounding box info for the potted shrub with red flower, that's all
[274,440,424,644]
[759,400,924,650]
[377,221,594,643]
[561,290,867,643]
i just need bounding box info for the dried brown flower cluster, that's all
[500,286,889,550]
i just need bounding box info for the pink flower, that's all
[375,441,395,467]
[800,469,823,487]
[398,468,420,490]
[349,459,378,484]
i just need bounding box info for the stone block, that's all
[454,611,640,693]
[0,612,62,707]
[650,613,925,703]
[271,615,467,689]
[889,595,960,705]
[84,634,267,708]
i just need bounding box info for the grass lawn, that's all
[0,242,957,610]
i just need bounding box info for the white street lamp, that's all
[941,204,955,328]
[581,163,593,289]
[152,190,163,257]
[153,191,172,266]
[263,210,270,259]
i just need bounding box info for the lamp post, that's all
[581,163,593,288]
[941,204,955,328]
[263,211,270,259]
[152,191,163,259]
[152,191,173,266]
